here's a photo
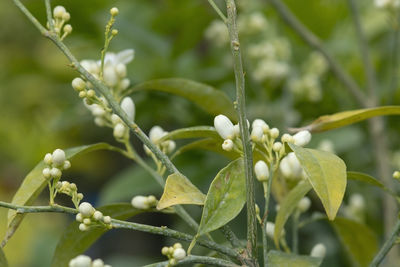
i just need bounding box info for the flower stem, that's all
[207,0,227,23]
[370,219,400,267]
[225,0,257,264]
[142,255,240,267]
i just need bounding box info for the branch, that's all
[207,0,227,23]
[225,0,257,263]
[268,0,369,107]
[142,255,240,267]
[370,219,400,267]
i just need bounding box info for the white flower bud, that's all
[233,124,240,137]
[173,243,182,249]
[293,130,311,147]
[149,126,165,143]
[270,128,279,139]
[310,243,326,258]
[63,160,71,170]
[173,248,186,260]
[53,6,66,18]
[222,139,234,151]
[103,216,111,224]
[62,12,70,22]
[69,255,92,267]
[281,133,294,143]
[76,213,83,222]
[121,97,135,122]
[72,78,86,91]
[78,202,95,217]
[298,197,311,212]
[79,223,89,232]
[52,149,66,167]
[120,78,130,90]
[161,247,169,255]
[272,142,282,152]
[113,123,126,139]
[42,168,51,179]
[167,141,176,153]
[93,211,103,221]
[254,160,269,181]
[214,115,235,140]
[251,126,264,142]
[111,114,121,124]
[266,222,275,238]
[280,152,303,180]
[110,7,119,16]
[50,168,62,179]
[63,24,72,34]
[92,259,105,267]
[44,153,53,165]
[393,171,400,179]
[131,196,150,209]
[115,63,127,77]
[83,218,91,225]
[349,194,365,211]
[104,66,118,87]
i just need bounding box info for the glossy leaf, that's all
[274,181,312,248]
[157,173,206,210]
[3,143,121,247]
[289,144,347,220]
[347,171,385,189]
[292,106,400,133]
[160,126,219,141]
[331,217,378,267]
[267,250,322,267]
[197,158,246,236]
[0,247,8,267]
[124,78,237,121]
[51,203,145,267]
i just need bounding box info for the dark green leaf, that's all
[289,144,347,220]
[331,217,378,267]
[347,171,385,189]
[124,78,237,121]
[160,126,219,141]
[274,181,312,248]
[267,250,322,267]
[51,203,144,267]
[3,143,121,247]
[198,158,246,235]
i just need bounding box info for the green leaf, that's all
[347,171,385,189]
[331,217,378,267]
[157,173,206,210]
[124,78,237,121]
[51,203,144,267]
[0,247,8,267]
[2,143,121,247]
[289,144,347,220]
[293,106,400,133]
[267,250,322,267]
[274,181,312,248]
[160,126,219,141]
[197,158,246,236]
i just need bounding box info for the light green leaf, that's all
[331,217,378,267]
[0,247,8,267]
[198,158,246,236]
[160,126,219,141]
[157,173,206,210]
[267,250,322,267]
[289,144,347,220]
[124,78,237,121]
[2,143,121,247]
[293,106,400,133]
[51,203,145,267]
[274,181,312,248]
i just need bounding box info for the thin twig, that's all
[208,0,228,23]
[44,0,54,32]
[225,0,257,264]
[142,255,240,267]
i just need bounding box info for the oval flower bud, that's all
[72,78,86,91]
[297,197,311,212]
[69,255,92,267]
[121,97,135,122]
[265,222,275,238]
[310,243,326,258]
[149,126,165,143]
[52,149,66,167]
[173,247,186,260]
[222,139,234,151]
[214,115,234,140]
[251,126,264,142]
[78,202,95,217]
[92,259,104,267]
[293,130,311,147]
[115,63,127,77]
[53,6,66,18]
[254,160,269,181]
[113,123,126,139]
[349,194,365,211]
[270,128,279,139]
[131,195,149,209]
[252,119,268,130]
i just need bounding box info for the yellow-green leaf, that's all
[124,78,237,122]
[198,158,246,236]
[293,106,400,133]
[0,247,8,267]
[51,203,146,267]
[289,144,347,220]
[274,181,312,248]
[331,217,378,267]
[267,250,322,267]
[160,126,219,141]
[347,171,396,197]
[157,173,206,210]
[2,143,121,247]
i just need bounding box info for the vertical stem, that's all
[370,219,400,267]
[292,211,300,254]
[262,167,275,267]
[44,0,54,32]
[225,0,257,263]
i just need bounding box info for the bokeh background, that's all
[1,0,400,266]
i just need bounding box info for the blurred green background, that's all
[1,0,400,266]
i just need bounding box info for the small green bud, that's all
[110,7,119,16]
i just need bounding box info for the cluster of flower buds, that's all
[131,195,157,209]
[144,126,176,155]
[279,152,307,181]
[42,149,71,180]
[297,196,311,213]
[161,243,186,266]
[49,6,72,40]
[76,202,112,231]
[213,114,249,152]
[310,243,327,258]
[112,97,135,140]
[69,255,111,267]
[56,181,83,208]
